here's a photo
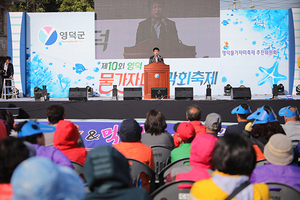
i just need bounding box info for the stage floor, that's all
[0,94,299,124]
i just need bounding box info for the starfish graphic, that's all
[258,61,287,87]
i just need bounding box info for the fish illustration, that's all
[73,63,87,74]
[86,76,94,80]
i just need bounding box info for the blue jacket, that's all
[224,121,248,135]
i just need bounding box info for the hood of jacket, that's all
[190,134,218,169]
[84,145,131,193]
[53,120,78,149]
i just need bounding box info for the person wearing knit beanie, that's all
[250,134,300,191]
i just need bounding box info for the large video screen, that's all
[95,0,220,59]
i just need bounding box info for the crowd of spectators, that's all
[0,103,300,200]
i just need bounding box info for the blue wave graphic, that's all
[26,54,71,97]
[232,9,289,88]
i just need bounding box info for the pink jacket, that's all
[175,134,218,181]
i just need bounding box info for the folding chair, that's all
[150,180,195,200]
[151,145,172,175]
[127,158,156,193]
[292,140,299,150]
[255,159,267,167]
[267,182,300,200]
[71,161,85,183]
[158,157,190,186]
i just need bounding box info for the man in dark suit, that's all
[224,104,252,135]
[0,56,14,95]
[136,0,179,45]
[149,47,164,64]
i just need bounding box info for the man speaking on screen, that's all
[136,0,179,45]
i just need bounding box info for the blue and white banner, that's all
[16,9,293,97]
[19,119,228,150]
[25,12,95,97]
[7,12,26,96]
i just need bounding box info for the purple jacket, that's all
[250,163,300,191]
[33,144,74,169]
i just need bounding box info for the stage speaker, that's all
[123,87,142,100]
[0,107,20,118]
[151,88,168,99]
[231,87,251,100]
[175,87,193,100]
[69,87,87,101]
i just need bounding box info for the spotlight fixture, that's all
[296,84,300,95]
[277,83,284,95]
[34,86,42,101]
[112,85,118,100]
[34,85,49,101]
[86,86,93,97]
[224,84,232,96]
[206,84,212,100]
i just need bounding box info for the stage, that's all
[1,94,299,124]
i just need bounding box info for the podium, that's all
[144,62,170,99]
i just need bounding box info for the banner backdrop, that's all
[19,119,228,150]
[291,8,300,94]
[23,9,291,97]
[219,9,290,94]
[25,12,96,97]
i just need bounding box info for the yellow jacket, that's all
[189,171,269,200]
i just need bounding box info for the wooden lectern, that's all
[144,62,170,99]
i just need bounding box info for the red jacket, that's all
[189,121,206,136]
[0,183,13,200]
[53,120,87,165]
[113,141,154,170]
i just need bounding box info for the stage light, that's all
[86,86,93,97]
[296,85,300,95]
[272,84,278,99]
[34,86,49,101]
[277,83,284,95]
[239,85,246,88]
[224,84,232,96]
[112,85,118,100]
[206,84,212,100]
[34,86,42,101]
